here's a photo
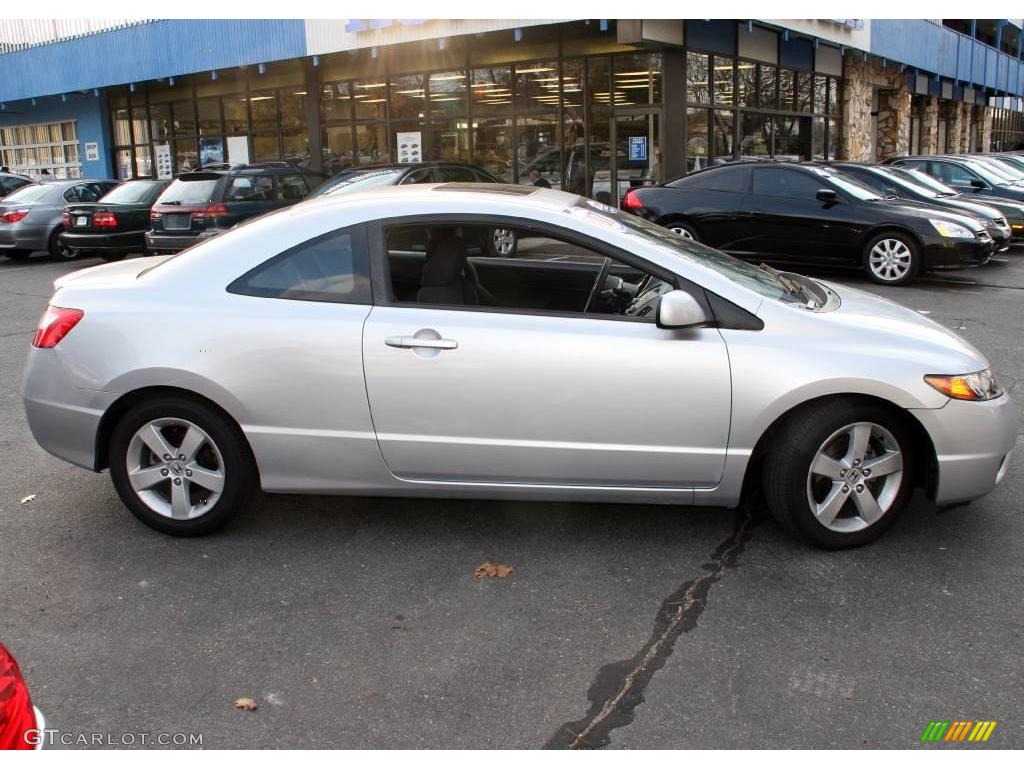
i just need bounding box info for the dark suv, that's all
[145,163,326,254]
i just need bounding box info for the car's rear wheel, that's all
[109,397,255,536]
[663,219,699,241]
[49,229,77,260]
[763,400,915,549]
[863,231,919,285]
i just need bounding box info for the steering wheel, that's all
[583,257,613,313]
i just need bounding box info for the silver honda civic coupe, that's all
[22,184,1016,548]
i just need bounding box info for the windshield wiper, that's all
[757,263,820,309]
[163,200,182,206]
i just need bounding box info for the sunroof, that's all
[432,183,537,196]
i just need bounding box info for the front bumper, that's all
[60,230,146,253]
[922,234,994,269]
[21,347,115,471]
[910,394,1017,505]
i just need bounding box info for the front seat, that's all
[417,232,479,306]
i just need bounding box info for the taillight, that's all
[61,211,72,227]
[0,644,38,750]
[32,305,84,349]
[1,209,29,224]
[150,210,163,221]
[622,188,642,210]
[195,202,229,222]
[93,212,118,227]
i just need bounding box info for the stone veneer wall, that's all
[943,101,963,152]
[920,97,940,154]
[841,53,909,161]
[877,88,912,160]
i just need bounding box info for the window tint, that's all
[279,174,310,200]
[683,166,748,192]
[930,161,978,186]
[64,184,100,203]
[227,226,371,304]
[158,178,219,205]
[99,180,159,205]
[436,166,477,183]
[228,175,276,201]
[3,184,51,203]
[751,168,823,198]
[402,168,436,184]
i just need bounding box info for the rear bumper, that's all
[60,230,145,253]
[910,394,1017,505]
[0,225,48,251]
[145,229,222,253]
[21,347,114,471]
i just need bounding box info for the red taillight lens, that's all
[61,211,72,227]
[150,210,163,221]
[195,202,229,222]
[622,189,642,210]
[1,209,29,224]
[32,306,84,349]
[0,644,38,750]
[93,212,118,227]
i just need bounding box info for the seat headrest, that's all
[421,233,468,287]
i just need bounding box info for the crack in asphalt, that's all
[544,507,754,749]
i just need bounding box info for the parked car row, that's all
[623,154,1024,285]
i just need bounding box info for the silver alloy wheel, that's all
[805,421,904,534]
[492,228,516,255]
[126,418,225,520]
[868,238,912,281]
[670,225,695,240]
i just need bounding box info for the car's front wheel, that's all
[763,400,915,549]
[108,396,255,536]
[863,231,919,285]
[663,219,699,241]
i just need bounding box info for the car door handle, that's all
[385,336,458,350]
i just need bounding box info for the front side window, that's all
[931,161,978,186]
[227,226,371,304]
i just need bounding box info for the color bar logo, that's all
[921,721,997,743]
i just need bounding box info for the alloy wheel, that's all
[670,225,695,240]
[805,421,904,534]
[125,418,225,520]
[492,228,516,255]
[868,238,912,282]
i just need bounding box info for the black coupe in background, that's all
[622,161,995,285]
[60,178,171,261]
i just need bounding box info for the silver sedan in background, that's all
[21,185,1016,548]
[0,179,118,260]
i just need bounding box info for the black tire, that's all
[663,218,700,242]
[486,227,518,257]
[108,396,256,536]
[49,228,77,260]
[862,230,919,286]
[99,252,128,262]
[762,399,916,549]
[4,249,31,260]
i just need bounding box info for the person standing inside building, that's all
[529,167,551,188]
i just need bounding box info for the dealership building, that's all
[3,18,1024,201]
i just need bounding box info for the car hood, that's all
[811,278,988,374]
[53,257,153,291]
[876,200,987,230]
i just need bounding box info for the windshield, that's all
[977,158,1024,181]
[2,183,52,203]
[868,167,940,198]
[896,167,956,196]
[315,169,403,197]
[156,178,219,205]
[99,181,158,205]
[963,160,1014,185]
[600,205,816,305]
[806,167,881,201]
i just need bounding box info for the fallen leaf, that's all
[234,697,258,711]
[474,562,514,580]
[19,494,36,504]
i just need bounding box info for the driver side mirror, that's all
[815,188,838,203]
[970,178,986,189]
[657,290,708,330]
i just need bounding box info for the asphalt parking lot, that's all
[1,249,1022,749]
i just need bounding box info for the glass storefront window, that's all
[515,61,559,113]
[355,123,389,164]
[585,102,610,199]
[758,65,778,109]
[115,148,132,180]
[134,145,153,177]
[471,66,513,116]
[282,128,308,164]
[323,125,355,175]
[614,52,662,108]
[353,79,389,120]
[223,97,248,135]
[429,70,467,119]
[279,90,307,131]
[774,115,805,160]
[737,61,756,107]
[322,82,352,123]
[686,52,709,104]
[113,108,132,146]
[131,107,149,144]
[424,121,469,162]
[827,78,839,114]
[686,107,709,171]
[249,91,278,131]
[390,74,426,120]
[779,69,795,112]
[828,118,839,159]
[175,142,198,173]
[797,72,813,113]
[813,75,827,113]
[517,113,560,186]
[197,98,222,137]
[712,57,734,106]
[588,57,611,110]
[252,132,279,162]
[740,112,771,158]
[172,101,196,136]
[149,103,171,142]
[712,110,734,162]
[471,117,513,182]
[813,116,826,159]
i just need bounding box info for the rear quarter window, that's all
[226,225,371,304]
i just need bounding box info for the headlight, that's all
[929,219,975,239]
[924,369,1004,401]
